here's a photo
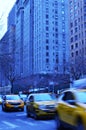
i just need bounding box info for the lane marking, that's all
[38,120,55,124]
[2,121,19,128]
[16,113,26,116]
[16,119,35,126]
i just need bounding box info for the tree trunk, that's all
[10,81,14,94]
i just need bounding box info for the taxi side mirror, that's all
[29,98,34,102]
[2,96,6,100]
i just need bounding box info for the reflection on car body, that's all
[56,88,86,130]
[2,94,24,111]
[0,95,2,104]
[26,93,57,119]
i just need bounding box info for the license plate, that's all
[14,105,18,108]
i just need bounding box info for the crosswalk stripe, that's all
[16,113,26,116]
[2,121,19,128]
[39,120,56,124]
[16,119,35,126]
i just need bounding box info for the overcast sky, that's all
[0,0,16,39]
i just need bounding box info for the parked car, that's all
[26,93,57,119]
[2,94,24,111]
[55,88,86,130]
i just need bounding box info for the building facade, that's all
[0,0,70,89]
[69,0,86,79]
[0,32,9,86]
[15,0,69,78]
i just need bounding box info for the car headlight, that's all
[6,101,9,104]
[39,105,46,110]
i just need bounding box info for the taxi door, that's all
[28,95,35,114]
[62,100,77,125]
[58,91,77,125]
[62,91,77,125]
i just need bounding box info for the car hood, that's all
[35,100,56,105]
[6,100,23,103]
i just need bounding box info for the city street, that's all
[0,105,57,130]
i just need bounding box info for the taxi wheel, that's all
[76,122,84,130]
[2,104,6,111]
[26,107,30,117]
[21,108,24,111]
[33,110,38,120]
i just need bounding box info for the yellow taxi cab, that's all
[26,93,57,119]
[2,94,24,111]
[55,88,86,130]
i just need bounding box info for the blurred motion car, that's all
[2,94,24,111]
[55,88,86,130]
[26,93,57,119]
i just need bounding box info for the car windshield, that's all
[75,91,86,103]
[6,95,20,100]
[49,93,57,100]
[34,94,53,101]
[20,94,27,98]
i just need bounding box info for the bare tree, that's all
[70,55,86,80]
[0,54,16,93]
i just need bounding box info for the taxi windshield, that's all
[6,95,20,100]
[34,94,53,101]
[76,91,86,103]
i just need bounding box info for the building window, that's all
[46,46,49,50]
[46,14,49,18]
[61,10,65,14]
[75,20,77,26]
[76,50,78,55]
[55,22,58,25]
[61,0,64,2]
[71,37,73,42]
[84,22,86,29]
[55,33,58,37]
[46,33,49,37]
[71,30,73,35]
[46,52,49,56]
[56,58,58,63]
[46,26,49,31]
[75,43,78,48]
[71,52,74,57]
[75,27,78,33]
[70,22,73,28]
[71,45,74,50]
[75,35,78,41]
[46,58,49,63]
[46,20,49,25]
[55,28,58,32]
[46,39,49,43]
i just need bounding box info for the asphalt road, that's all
[0,105,57,130]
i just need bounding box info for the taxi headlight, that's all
[6,101,9,104]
